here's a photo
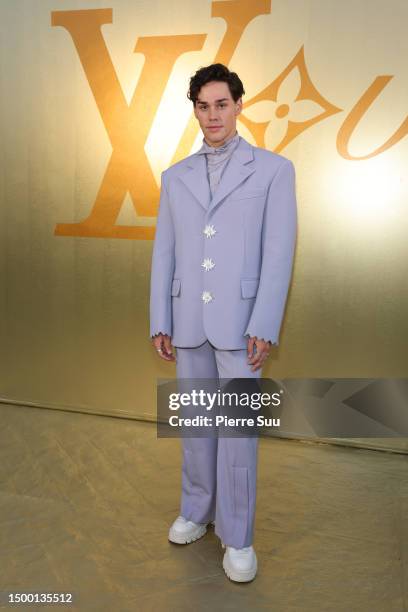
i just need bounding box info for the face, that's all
[193,80,242,147]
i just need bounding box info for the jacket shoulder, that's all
[252,144,293,168]
[161,154,194,181]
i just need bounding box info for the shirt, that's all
[195,130,241,201]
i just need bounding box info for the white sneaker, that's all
[222,544,258,582]
[168,515,208,544]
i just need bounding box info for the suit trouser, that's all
[175,339,262,549]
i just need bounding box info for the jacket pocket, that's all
[233,187,266,200]
[241,278,260,299]
[171,278,181,297]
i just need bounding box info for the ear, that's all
[235,97,242,115]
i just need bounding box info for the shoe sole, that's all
[168,525,207,545]
[222,555,257,582]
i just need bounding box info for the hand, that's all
[247,337,271,372]
[152,333,176,362]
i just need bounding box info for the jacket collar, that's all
[179,134,256,214]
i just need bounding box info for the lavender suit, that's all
[150,132,297,548]
[149,133,297,348]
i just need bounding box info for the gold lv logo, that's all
[52,2,407,240]
[51,1,272,239]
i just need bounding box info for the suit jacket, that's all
[149,134,297,349]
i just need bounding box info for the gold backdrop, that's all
[0,0,407,451]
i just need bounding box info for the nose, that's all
[208,106,218,121]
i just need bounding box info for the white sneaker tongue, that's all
[234,546,250,553]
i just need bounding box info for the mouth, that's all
[207,126,222,130]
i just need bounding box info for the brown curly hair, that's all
[187,63,245,106]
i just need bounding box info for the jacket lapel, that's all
[179,135,256,214]
[179,152,211,211]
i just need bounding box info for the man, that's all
[150,63,297,582]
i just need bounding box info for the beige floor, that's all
[0,403,407,612]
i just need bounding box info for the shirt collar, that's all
[196,130,240,155]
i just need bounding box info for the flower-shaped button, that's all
[201,258,215,272]
[202,291,213,304]
[203,224,216,238]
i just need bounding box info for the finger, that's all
[152,334,163,349]
[250,362,262,372]
[162,338,176,361]
[247,340,260,364]
[156,346,174,361]
[249,355,262,370]
[250,350,268,371]
[247,337,256,358]
[162,337,173,355]
[153,337,171,360]
[248,348,263,364]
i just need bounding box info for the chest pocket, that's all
[232,187,266,200]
